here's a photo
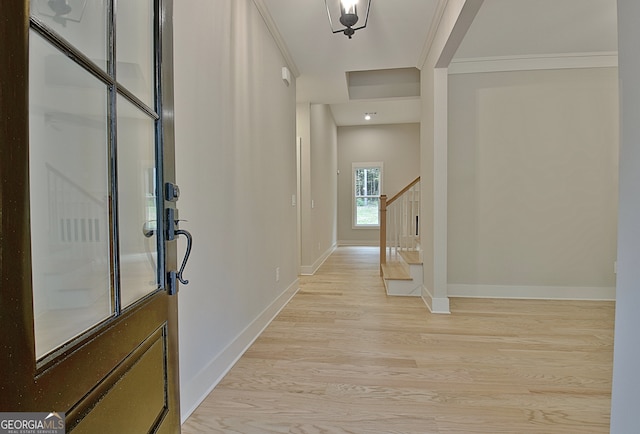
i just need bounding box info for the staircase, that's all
[43,164,109,309]
[381,250,423,296]
[379,177,422,296]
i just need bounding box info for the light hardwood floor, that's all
[182,246,615,433]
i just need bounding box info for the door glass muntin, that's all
[30,0,108,72]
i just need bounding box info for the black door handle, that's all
[174,228,192,285]
[166,207,192,294]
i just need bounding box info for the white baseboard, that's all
[299,243,337,275]
[180,279,299,423]
[421,285,451,314]
[447,284,616,301]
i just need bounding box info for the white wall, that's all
[298,104,338,274]
[337,124,420,245]
[448,68,618,298]
[173,0,298,421]
[611,0,640,430]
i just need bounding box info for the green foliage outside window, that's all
[354,167,381,226]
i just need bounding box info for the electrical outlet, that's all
[276,267,280,282]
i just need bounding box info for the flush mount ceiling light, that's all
[325,0,371,39]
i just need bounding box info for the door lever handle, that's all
[166,207,192,293]
[174,228,192,285]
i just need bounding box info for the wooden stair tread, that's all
[381,262,412,280]
[399,250,421,265]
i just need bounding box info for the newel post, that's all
[379,194,387,276]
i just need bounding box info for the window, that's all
[353,162,383,228]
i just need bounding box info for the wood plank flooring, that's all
[182,246,615,433]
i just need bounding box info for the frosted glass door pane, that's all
[117,96,159,308]
[29,32,111,359]
[117,0,154,106]
[31,0,107,71]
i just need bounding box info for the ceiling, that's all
[259,0,618,126]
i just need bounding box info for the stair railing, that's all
[379,176,420,275]
[46,163,108,263]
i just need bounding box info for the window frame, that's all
[352,162,383,229]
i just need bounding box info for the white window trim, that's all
[352,162,383,229]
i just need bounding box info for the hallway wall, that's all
[337,123,420,245]
[173,0,298,421]
[611,0,640,429]
[448,68,618,298]
[298,104,338,274]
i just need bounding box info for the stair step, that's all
[382,251,422,297]
[381,262,412,280]
[399,250,421,265]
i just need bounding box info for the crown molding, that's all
[253,0,300,78]
[449,51,618,75]
[417,0,449,69]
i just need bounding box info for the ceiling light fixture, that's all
[325,0,371,39]
[364,112,376,120]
